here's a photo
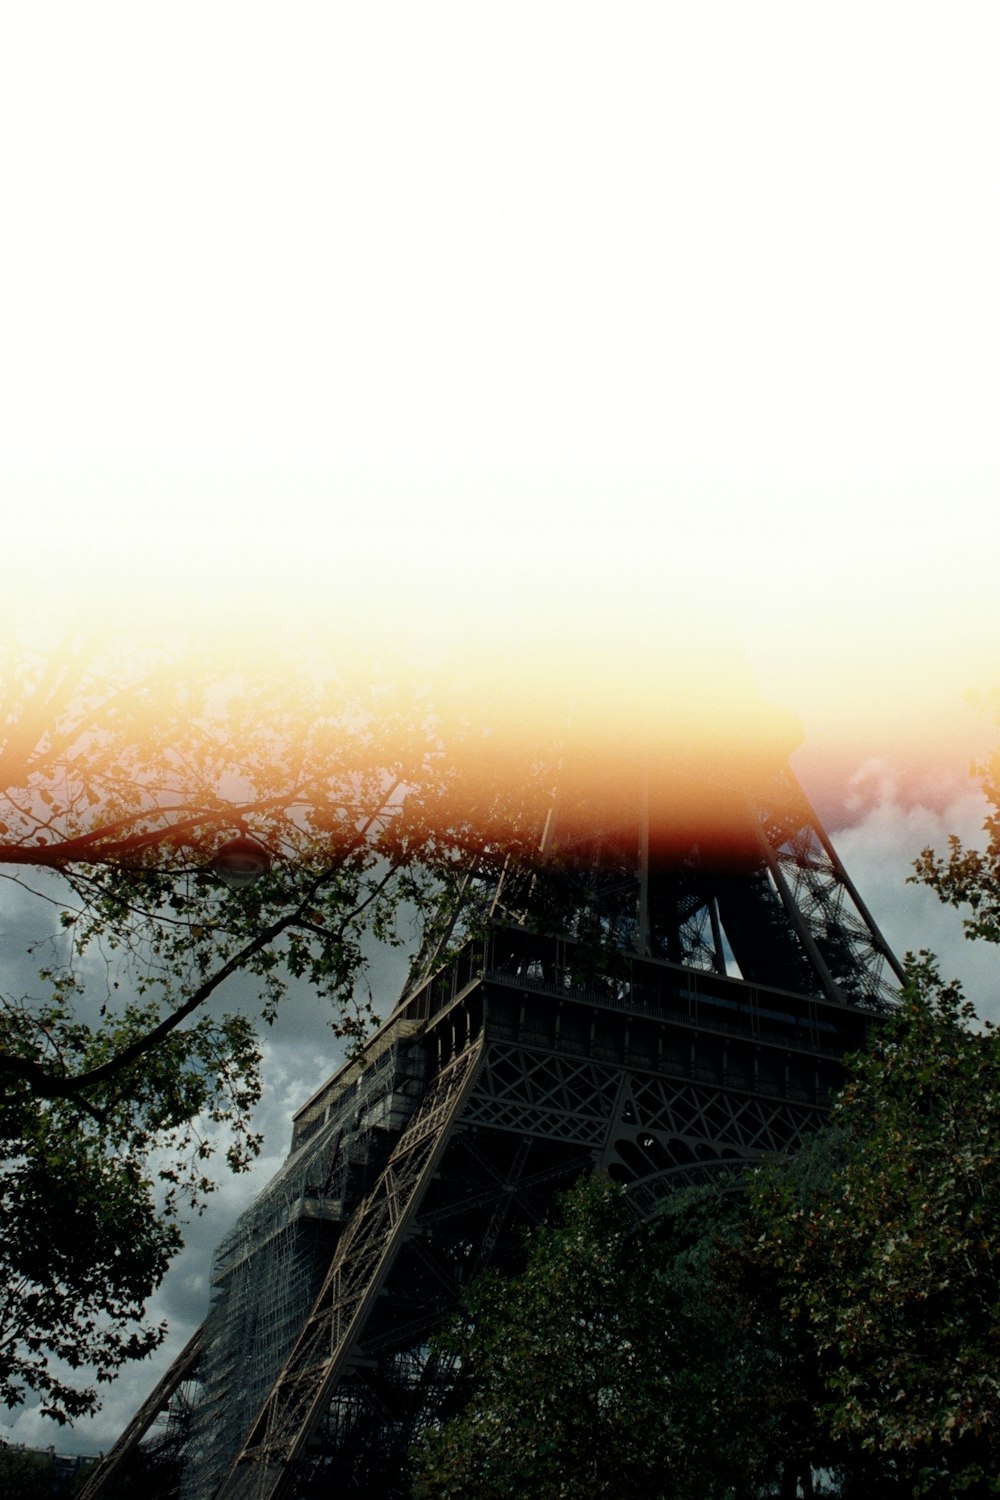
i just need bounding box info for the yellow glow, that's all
[5,4,999,802]
[10,503,994,835]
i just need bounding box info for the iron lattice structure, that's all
[83,752,903,1500]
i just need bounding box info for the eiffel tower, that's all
[82,730,902,1500]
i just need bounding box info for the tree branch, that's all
[0,778,409,1102]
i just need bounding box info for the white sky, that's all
[3,0,1000,1459]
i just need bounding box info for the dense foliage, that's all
[752,959,1000,1495]
[416,1176,679,1500]
[416,1171,819,1500]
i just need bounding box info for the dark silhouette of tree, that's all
[751,959,1000,1497]
[0,632,537,1420]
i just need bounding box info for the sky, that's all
[2,0,1000,1459]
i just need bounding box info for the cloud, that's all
[832,776,999,1021]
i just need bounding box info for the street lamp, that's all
[210,833,272,891]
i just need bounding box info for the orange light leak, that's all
[5,4,1000,842]
[10,511,997,850]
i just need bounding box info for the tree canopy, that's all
[415,1174,685,1500]
[750,958,1000,1496]
[415,1167,825,1500]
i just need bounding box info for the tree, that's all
[751,958,1000,1496]
[0,631,534,1420]
[413,1173,797,1500]
[415,1175,681,1500]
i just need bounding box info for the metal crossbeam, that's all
[213,1043,483,1500]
